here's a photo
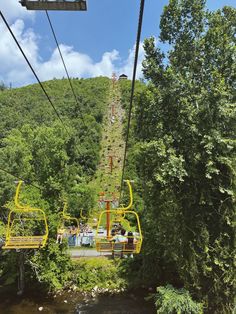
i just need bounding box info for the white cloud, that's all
[0,15,145,87]
[0,19,39,85]
[117,42,145,79]
[89,50,119,77]
[36,45,120,81]
[0,0,35,22]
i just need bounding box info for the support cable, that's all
[45,11,86,127]
[0,11,97,189]
[0,11,71,137]
[119,0,145,202]
[0,166,41,190]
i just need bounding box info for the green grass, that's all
[89,82,125,211]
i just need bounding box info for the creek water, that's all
[0,288,156,314]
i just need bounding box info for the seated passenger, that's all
[127,231,137,247]
[110,229,127,259]
[111,228,116,237]
[126,231,137,258]
[110,228,127,243]
[70,226,77,246]
[56,225,65,244]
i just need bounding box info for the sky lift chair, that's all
[2,181,48,249]
[95,180,143,255]
[58,201,79,246]
[20,0,87,11]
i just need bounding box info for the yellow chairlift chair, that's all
[95,180,143,255]
[58,201,79,247]
[3,181,48,249]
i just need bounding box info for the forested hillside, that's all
[0,77,110,290]
[0,77,110,205]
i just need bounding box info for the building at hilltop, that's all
[118,74,128,80]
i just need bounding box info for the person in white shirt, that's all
[110,229,127,258]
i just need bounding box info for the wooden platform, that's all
[20,0,87,11]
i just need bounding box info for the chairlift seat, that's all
[96,240,140,254]
[124,243,137,253]
[20,0,87,11]
[3,236,46,249]
[2,181,49,250]
[113,242,124,251]
[96,242,113,252]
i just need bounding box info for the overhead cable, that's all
[119,0,145,201]
[0,11,71,137]
[45,11,100,159]
[45,10,86,127]
[0,166,41,190]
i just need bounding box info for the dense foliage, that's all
[122,1,235,313]
[0,77,110,291]
[154,285,203,314]
[72,257,126,292]
[0,2,235,313]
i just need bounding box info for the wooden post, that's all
[108,156,114,173]
[111,104,115,116]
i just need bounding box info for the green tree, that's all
[154,285,203,314]
[0,77,110,293]
[0,82,7,91]
[128,1,235,312]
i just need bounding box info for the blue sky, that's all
[0,0,235,87]
[31,0,236,60]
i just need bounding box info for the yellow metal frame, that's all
[80,208,87,221]
[95,209,142,254]
[60,201,79,234]
[3,181,49,249]
[116,180,133,211]
[95,180,143,254]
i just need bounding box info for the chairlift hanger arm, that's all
[15,180,28,210]
[117,180,133,211]
[80,208,86,220]
[62,201,68,217]
[62,200,79,228]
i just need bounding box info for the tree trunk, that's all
[17,250,25,296]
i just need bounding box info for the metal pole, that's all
[106,201,110,238]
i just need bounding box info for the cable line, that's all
[45,10,86,127]
[0,166,41,190]
[119,0,145,201]
[0,10,71,137]
[45,10,103,161]
[0,11,98,186]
